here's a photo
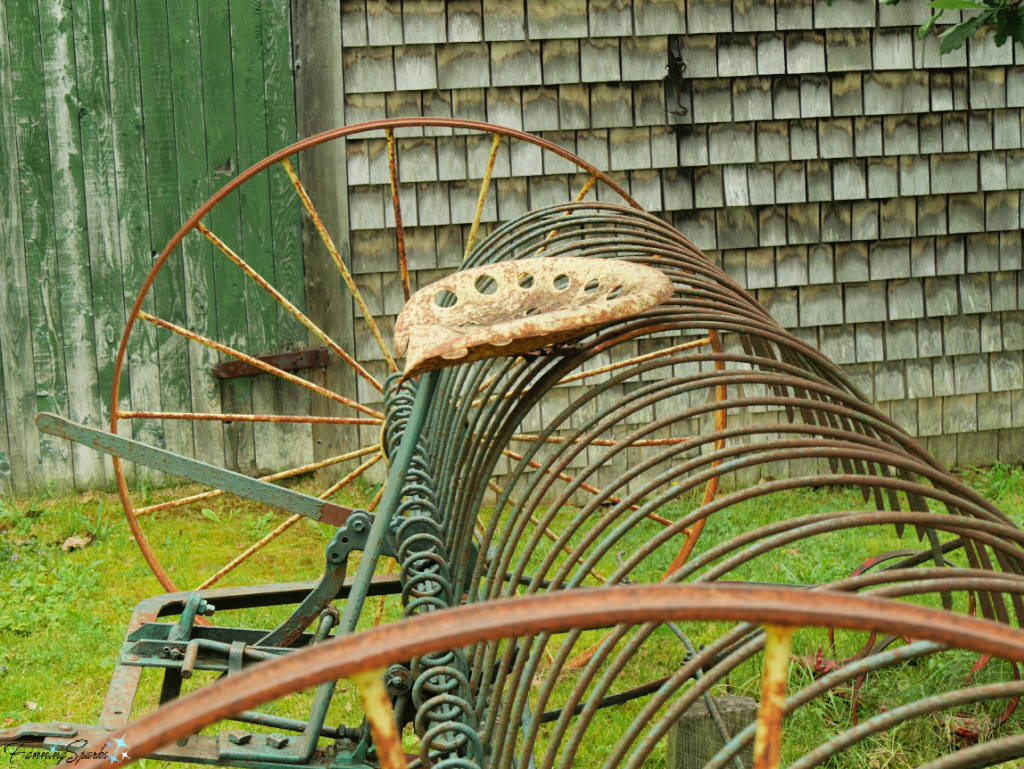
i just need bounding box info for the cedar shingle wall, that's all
[340,0,1024,475]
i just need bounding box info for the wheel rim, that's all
[110,118,728,594]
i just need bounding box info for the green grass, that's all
[1,465,1022,768]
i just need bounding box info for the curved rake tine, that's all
[487,479,608,585]
[279,158,397,373]
[501,447,676,527]
[138,311,383,419]
[385,129,410,303]
[196,221,384,393]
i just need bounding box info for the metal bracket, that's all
[212,347,329,380]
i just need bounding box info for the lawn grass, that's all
[1,464,1023,768]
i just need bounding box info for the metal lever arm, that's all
[35,413,354,526]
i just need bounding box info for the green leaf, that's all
[928,0,985,8]
[1002,7,1024,45]
[938,10,995,53]
[918,9,944,38]
[200,508,221,523]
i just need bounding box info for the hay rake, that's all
[3,120,1024,769]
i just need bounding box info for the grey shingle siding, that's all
[339,0,1024,472]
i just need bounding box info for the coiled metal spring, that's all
[384,374,482,769]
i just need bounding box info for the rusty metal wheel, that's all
[72,583,1024,769]
[107,119,733,595]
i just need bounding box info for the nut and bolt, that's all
[197,600,216,617]
[163,646,183,660]
[226,731,252,746]
[266,734,289,749]
[384,665,411,696]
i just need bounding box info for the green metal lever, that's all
[35,412,354,526]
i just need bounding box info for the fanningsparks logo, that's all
[4,735,130,765]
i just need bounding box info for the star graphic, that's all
[105,740,116,751]
[112,736,128,751]
[119,750,130,762]
[107,753,118,765]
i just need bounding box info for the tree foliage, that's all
[828,0,1024,52]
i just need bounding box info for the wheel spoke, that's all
[136,446,379,516]
[196,221,384,393]
[193,451,382,590]
[280,158,397,372]
[753,625,795,769]
[138,310,383,419]
[385,129,411,303]
[120,410,381,425]
[533,172,599,256]
[463,132,502,261]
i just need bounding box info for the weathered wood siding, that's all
[2,0,1022,493]
[0,1,304,491]
[336,0,1024,480]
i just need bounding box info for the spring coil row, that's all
[384,374,483,769]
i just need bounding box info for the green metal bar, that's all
[35,412,353,525]
[340,370,439,634]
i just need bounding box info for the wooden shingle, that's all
[559,83,591,130]
[622,35,669,81]
[366,0,403,45]
[757,32,786,74]
[734,0,776,32]
[491,41,542,87]
[634,0,687,35]
[527,0,587,39]
[403,0,447,44]
[813,0,874,28]
[688,0,734,34]
[775,0,812,31]
[482,0,526,40]
[447,0,484,42]
[342,1,369,46]
[588,0,633,37]
[580,37,621,82]
[394,45,437,91]
[344,47,396,93]
[541,39,581,85]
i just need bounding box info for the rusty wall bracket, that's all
[211,347,329,379]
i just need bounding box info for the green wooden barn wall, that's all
[0,0,306,492]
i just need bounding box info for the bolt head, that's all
[57,724,73,733]
[266,734,289,749]
[227,730,252,745]
[351,519,365,532]
[204,603,216,617]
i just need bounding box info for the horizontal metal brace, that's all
[36,413,353,526]
[212,347,329,379]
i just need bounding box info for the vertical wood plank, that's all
[72,0,124,481]
[105,0,164,484]
[229,0,281,475]
[291,0,358,477]
[137,0,195,462]
[0,0,42,489]
[261,1,312,470]
[39,0,105,488]
[7,0,73,487]
[168,0,225,468]
[197,0,254,474]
